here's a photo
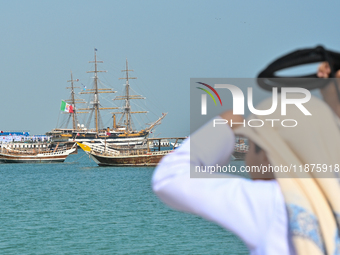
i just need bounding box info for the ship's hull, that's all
[0,148,76,164]
[232,151,247,161]
[49,129,149,145]
[88,151,170,167]
[69,135,147,144]
[0,158,66,163]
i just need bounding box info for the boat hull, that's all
[0,147,76,164]
[49,129,149,144]
[88,152,168,167]
[0,154,67,163]
[232,151,246,161]
[0,158,66,163]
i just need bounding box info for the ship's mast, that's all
[113,59,147,132]
[64,71,87,130]
[67,71,79,130]
[90,50,102,132]
[79,49,118,133]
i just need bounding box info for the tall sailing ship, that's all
[47,50,166,145]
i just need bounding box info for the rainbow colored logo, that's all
[196,82,222,106]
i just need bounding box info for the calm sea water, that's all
[0,151,248,255]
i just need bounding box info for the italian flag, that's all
[60,100,74,113]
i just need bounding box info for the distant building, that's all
[0,131,50,143]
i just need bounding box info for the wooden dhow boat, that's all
[77,137,185,167]
[232,137,248,161]
[0,142,77,163]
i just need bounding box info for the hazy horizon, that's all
[1,0,339,135]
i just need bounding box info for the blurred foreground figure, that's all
[152,65,340,254]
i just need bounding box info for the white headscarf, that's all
[235,95,340,255]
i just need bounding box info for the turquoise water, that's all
[0,151,248,254]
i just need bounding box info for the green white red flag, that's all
[60,100,74,113]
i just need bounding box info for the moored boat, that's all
[0,142,77,163]
[232,137,248,161]
[77,137,185,167]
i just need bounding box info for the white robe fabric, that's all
[152,119,296,255]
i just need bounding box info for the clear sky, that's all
[1,0,339,136]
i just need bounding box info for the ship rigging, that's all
[78,49,117,133]
[48,49,167,143]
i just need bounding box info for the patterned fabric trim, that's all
[287,204,325,254]
[334,213,340,255]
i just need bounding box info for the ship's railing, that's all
[92,148,172,157]
[119,150,149,156]
[84,137,186,157]
[150,150,172,156]
[234,144,249,152]
[90,145,120,156]
[0,145,70,155]
[92,148,145,157]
